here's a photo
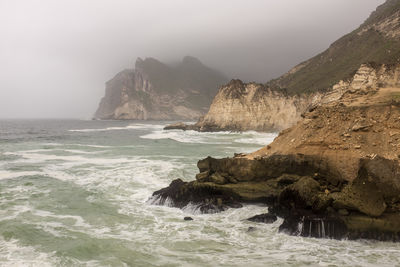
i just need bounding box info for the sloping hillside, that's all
[268,0,400,94]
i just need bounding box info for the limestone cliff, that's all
[191,80,320,132]
[94,56,228,120]
[153,63,400,241]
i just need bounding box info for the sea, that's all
[0,119,399,267]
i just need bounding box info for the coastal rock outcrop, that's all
[152,63,400,241]
[94,56,227,120]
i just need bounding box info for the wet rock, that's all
[279,214,348,239]
[195,171,209,182]
[151,179,243,213]
[279,176,321,209]
[247,227,257,232]
[247,213,277,224]
[208,172,227,185]
[164,122,188,130]
[338,209,349,216]
[164,122,200,131]
[184,217,193,221]
[331,174,386,217]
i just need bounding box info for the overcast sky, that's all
[0,0,385,119]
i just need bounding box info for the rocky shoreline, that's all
[151,63,400,242]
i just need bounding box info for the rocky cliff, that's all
[165,0,400,132]
[152,63,400,241]
[190,80,321,131]
[94,56,228,120]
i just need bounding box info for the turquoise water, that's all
[0,119,400,266]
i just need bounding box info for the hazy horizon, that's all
[0,0,385,119]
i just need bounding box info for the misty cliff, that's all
[166,0,400,132]
[94,56,228,120]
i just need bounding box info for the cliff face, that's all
[153,63,400,241]
[94,56,228,120]
[193,80,321,132]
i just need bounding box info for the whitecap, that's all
[140,130,230,144]
[68,123,164,133]
[0,238,58,267]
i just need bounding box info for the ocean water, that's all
[0,120,399,267]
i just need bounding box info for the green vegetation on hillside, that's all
[269,0,400,94]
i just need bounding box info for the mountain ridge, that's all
[268,0,400,94]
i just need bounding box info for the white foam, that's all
[41,143,112,148]
[0,238,58,267]
[141,129,278,146]
[141,130,231,144]
[69,123,164,132]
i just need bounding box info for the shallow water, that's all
[0,119,399,266]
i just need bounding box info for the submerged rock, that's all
[247,213,277,224]
[163,122,200,131]
[247,227,257,232]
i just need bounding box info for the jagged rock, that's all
[331,178,386,217]
[208,172,227,185]
[279,177,321,209]
[279,214,349,240]
[195,171,209,182]
[151,179,243,213]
